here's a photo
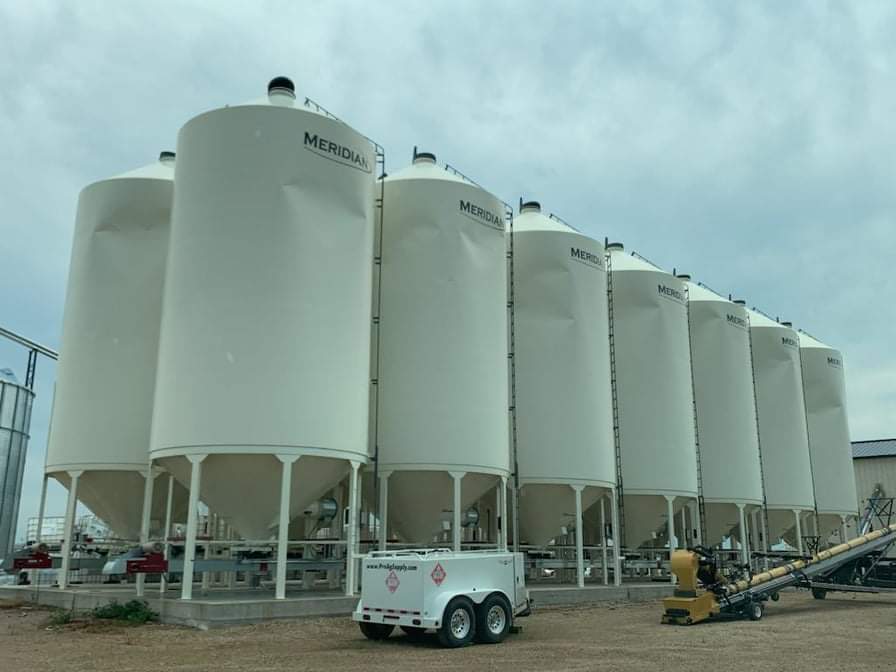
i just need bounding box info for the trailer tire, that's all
[748,602,763,621]
[401,626,427,641]
[359,622,394,640]
[770,592,780,602]
[437,597,476,648]
[811,588,827,600]
[475,593,512,644]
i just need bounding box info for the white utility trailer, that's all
[353,549,531,647]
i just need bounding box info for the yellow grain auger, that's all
[662,523,896,625]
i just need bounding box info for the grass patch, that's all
[92,600,157,624]
[46,609,74,626]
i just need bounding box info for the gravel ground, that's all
[2,591,895,671]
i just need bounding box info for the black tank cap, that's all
[520,201,541,211]
[676,273,691,280]
[606,242,624,251]
[268,76,295,94]
[159,151,175,161]
[733,299,746,305]
[414,151,436,162]
[781,321,793,327]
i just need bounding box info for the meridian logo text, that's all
[570,247,603,269]
[303,132,371,173]
[459,200,503,229]
[727,313,747,329]
[657,284,684,303]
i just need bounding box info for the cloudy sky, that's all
[1,1,894,537]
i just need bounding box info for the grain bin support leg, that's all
[840,515,849,543]
[137,464,159,597]
[737,504,749,568]
[181,454,206,601]
[572,485,585,588]
[760,509,770,569]
[610,486,622,586]
[600,496,609,586]
[665,496,677,584]
[378,471,390,551]
[58,470,83,590]
[35,474,48,542]
[450,472,465,552]
[499,476,508,551]
[690,501,702,546]
[276,455,299,600]
[345,461,361,596]
[160,473,174,595]
[794,509,804,555]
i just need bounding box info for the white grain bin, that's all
[684,283,764,546]
[798,331,858,537]
[150,78,376,539]
[747,309,815,545]
[374,151,510,545]
[0,369,34,558]
[510,203,615,545]
[606,245,698,548]
[46,152,187,539]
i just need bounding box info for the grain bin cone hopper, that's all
[605,245,699,549]
[47,152,189,539]
[150,77,377,539]
[370,151,510,546]
[510,202,615,546]
[746,309,816,548]
[683,283,764,550]
[798,330,858,541]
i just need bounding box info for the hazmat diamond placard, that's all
[431,562,447,586]
[385,569,400,593]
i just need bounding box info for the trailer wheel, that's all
[475,593,512,644]
[437,597,476,648]
[401,626,427,641]
[748,602,763,621]
[811,588,827,600]
[359,622,394,640]
[770,592,780,602]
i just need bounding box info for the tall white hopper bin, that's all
[47,152,187,541]
[798,331,858,539]
[747,309,816,548]
[510,203,615,546]
[374,152,510,548]
[150,78,376,550]
[606,245,698,549]
[684,282,764,550]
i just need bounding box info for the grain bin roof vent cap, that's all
[606,242,625,251]
[733,299,746,305]
[413,151,436,165]
[676,273,691,281]
[159,151,175,164]
[781,321,793,327]
[268,76,296,106]
[520,201,541,213]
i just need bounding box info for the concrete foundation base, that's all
[0,581,673,630]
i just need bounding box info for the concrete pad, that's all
[0,581,673,629]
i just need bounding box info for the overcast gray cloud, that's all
[1,0,894,537]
